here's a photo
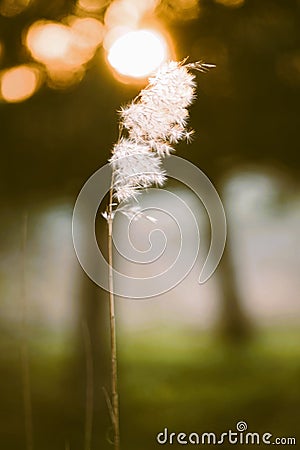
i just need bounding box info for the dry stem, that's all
[107,185,120,450]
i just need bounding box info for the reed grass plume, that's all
[108,60,214,206]
[104,58,214,450]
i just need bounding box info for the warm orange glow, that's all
[77,0,107,13]
[215,0,244,7]
[104,1,140,28]
[0,65,40,102]
[26,21,72,64]
[0,0,31,17]
[70,17,104,52]
[46,65,86,89]
[158,0,200,21]
[122,0,158,16]
[103,0,171,81]
[25,18,104,88]
[107,29,169,79]
[104,0,158,29]
[103,25,133,51]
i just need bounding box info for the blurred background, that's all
[0,0,299,449]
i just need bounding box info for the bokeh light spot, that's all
[0,0,31,17]
[70,17,104,51]
[0,65,40,102]
[25,18,104,88]
[26,21,72,63]
[107,29,168,78]
[104,0,140,28]
[214,0,244,7]
[157,0,200,21]
[77,0,107,13]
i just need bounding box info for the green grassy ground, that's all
[118,328,300,449]
[1,327,299,449]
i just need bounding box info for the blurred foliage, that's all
[119,328,300,449]
[0,0,299,201]
[1,328,299,449]
[0,1,299,449]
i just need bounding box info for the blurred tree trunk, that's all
[216,233,252,342]
[211,178,253,343]
[66,221,111,448]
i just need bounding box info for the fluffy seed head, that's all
[109,60,214,205]
[110,138,166,202]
